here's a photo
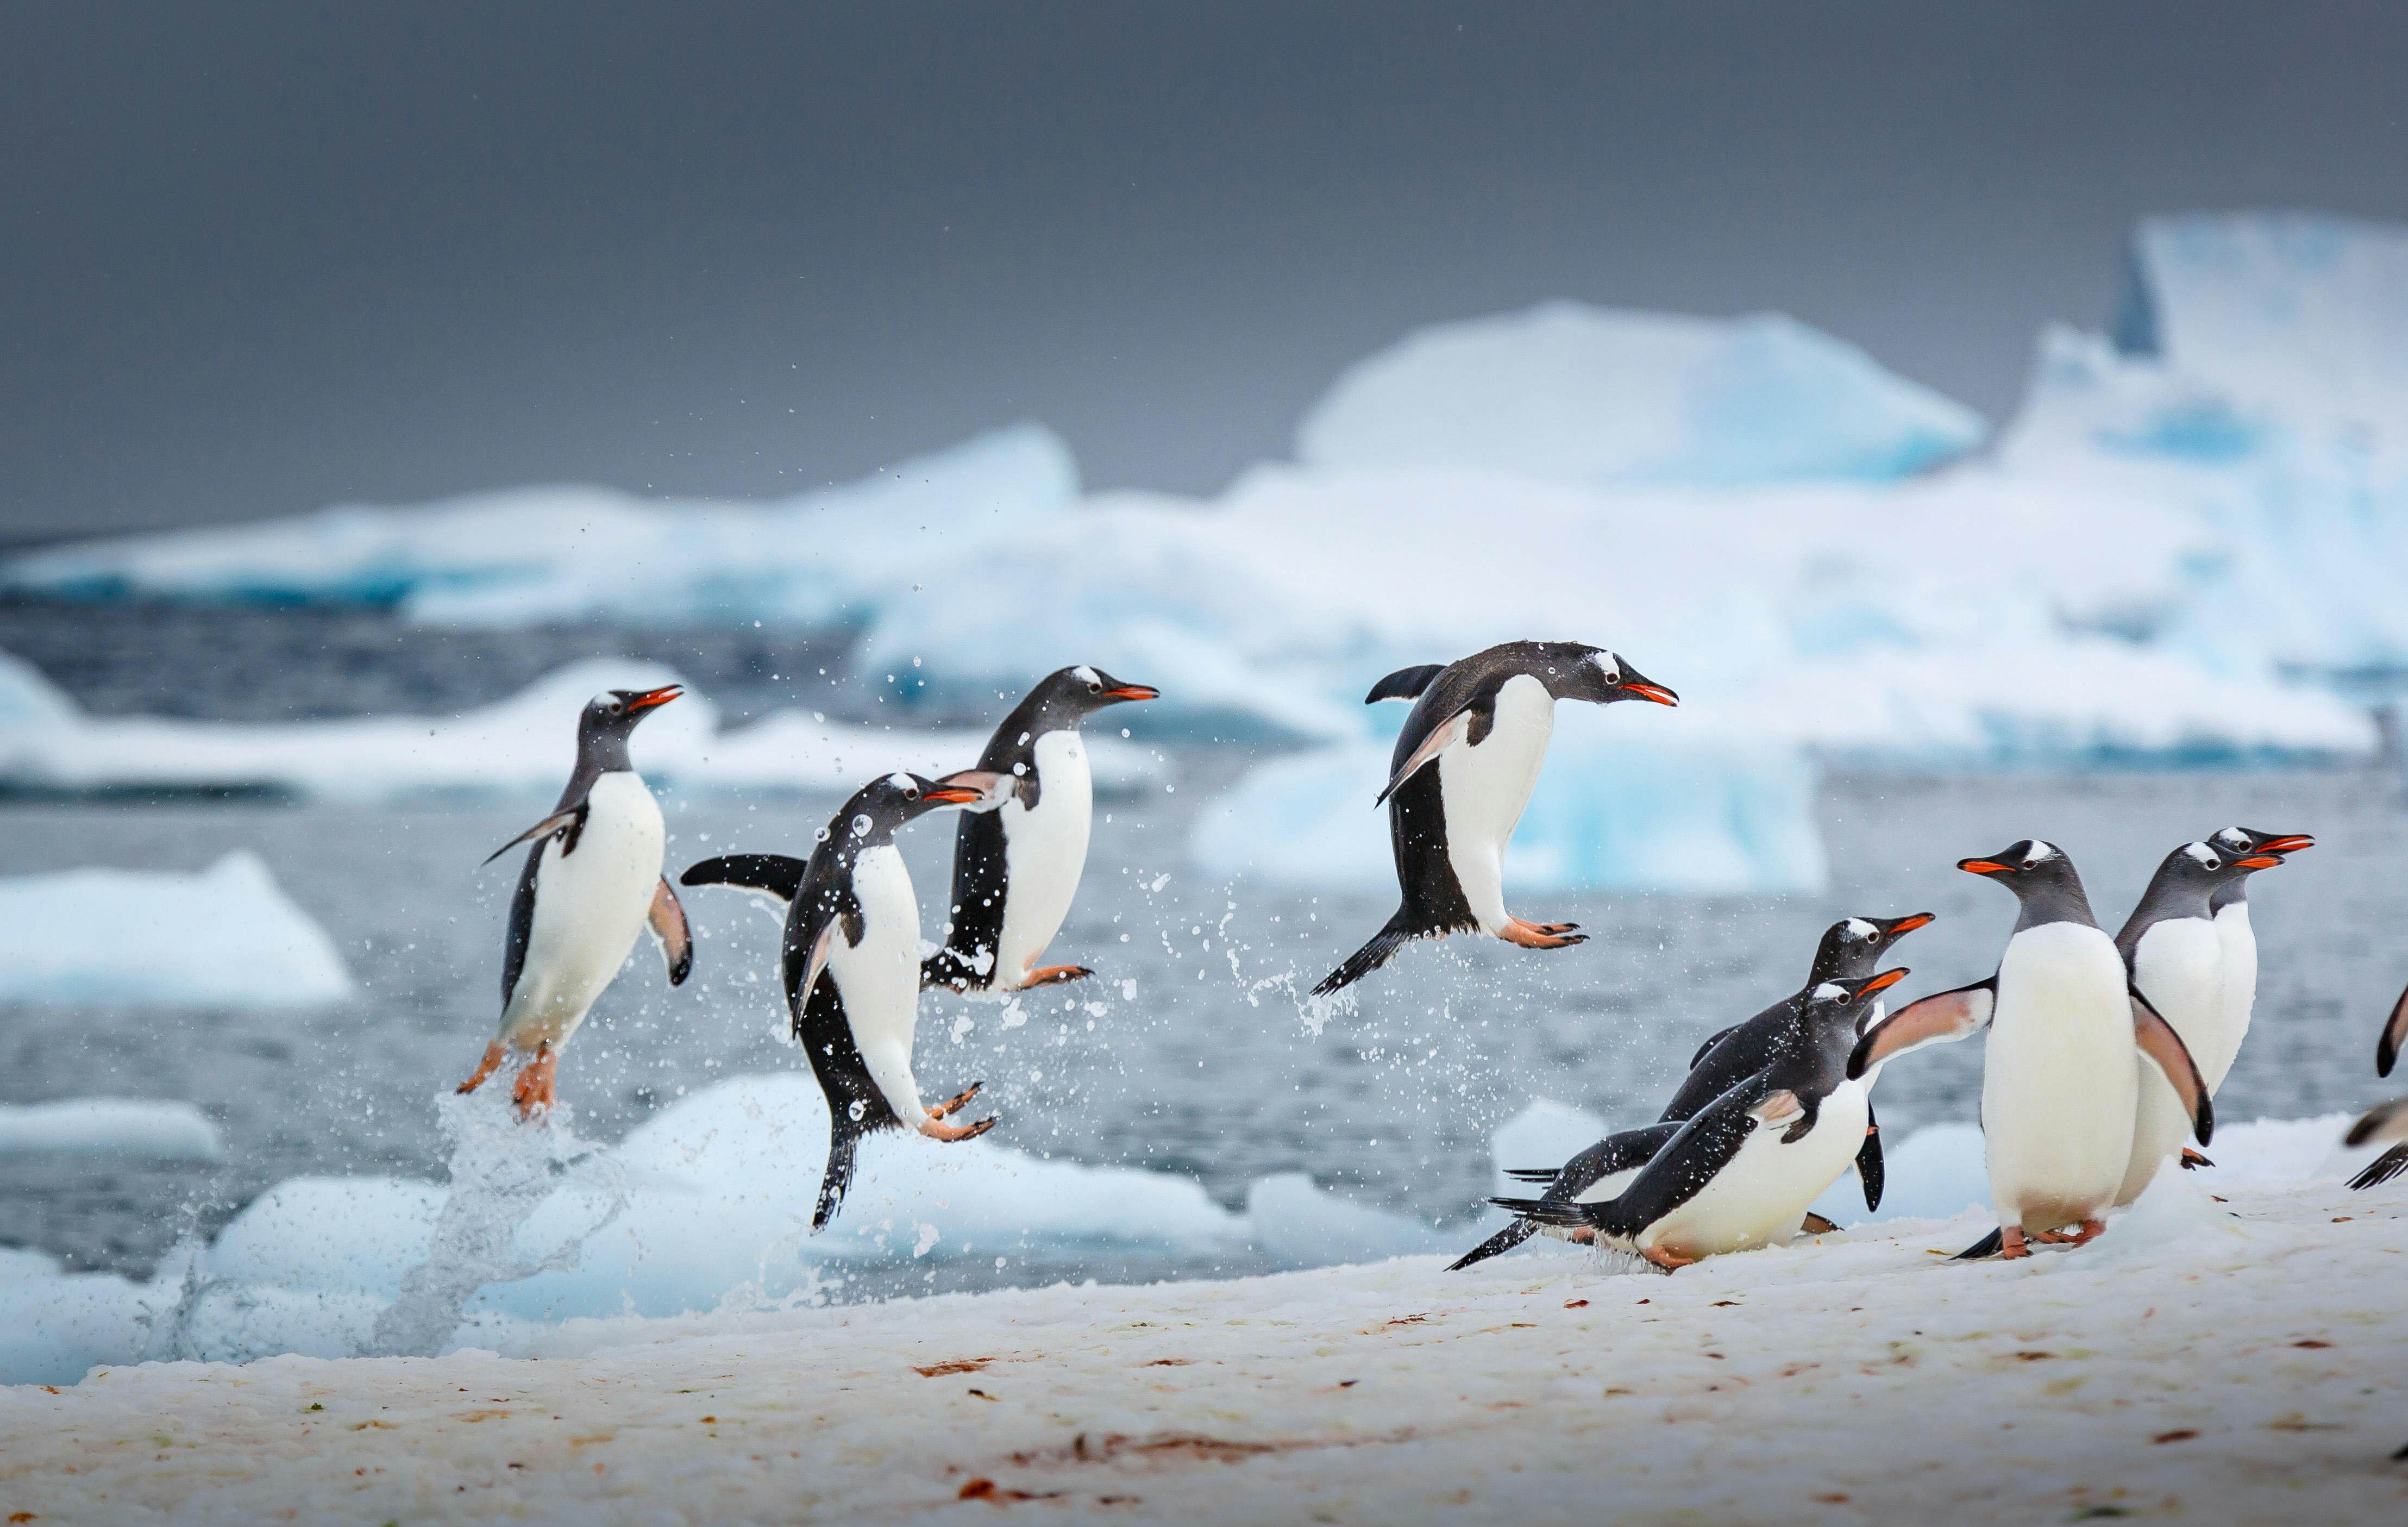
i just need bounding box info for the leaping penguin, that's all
[1314,641,1676,997]
[921,665,1157,996]
[1847,841,2213,1261]
[1448,913,1929,1272]
[459,685,693,1117]
[2112,840,2279,1206]
[681,771,998,1231]
[1488,971,1909,1272]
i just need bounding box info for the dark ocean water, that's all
[2,603,2404,1286]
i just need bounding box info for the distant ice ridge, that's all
[0,1100,225,1161]
[0,852,349,1007]
[1297,301,1987,486]
[0,653,1167,801]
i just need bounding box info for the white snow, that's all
[1298,301,1989,486]
[0,852,350,1007]
[0,1100,225,1161]
[2,1147,2400,1523]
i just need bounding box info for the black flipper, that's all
[924,806,1011,991]
[1857,1106,1884,1213]
[1447,1219,1538,1272]
[1502,1167,1560,1183]
[1689,1024,1740,1071]
[2379,979,2407,1078]
[1498,1088,1771,1241]
[1364,664,1446,705]
[1954,1228,2005,1261]
[2348,1143,2408,1192]
[681,853,809,904]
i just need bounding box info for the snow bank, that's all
[0,852,350,1007]
[0,654,1165,801]
[1297,302,1986,486]
[0,1100,225,1161]
[1189,707,1829,896]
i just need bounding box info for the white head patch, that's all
[1071,665,1101,687]
[2183,841,2219,868]
[1843,918,1877,941]
[1812,982,1847,1004]
[1589,651,1621,685]
[590,691,616,710]
[2210,827,2250,852]
[886,772,915,793]
[2023,841,2058,866]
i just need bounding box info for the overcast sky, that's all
[3,2,2403,541]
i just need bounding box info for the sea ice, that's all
[0,1100,225,1161]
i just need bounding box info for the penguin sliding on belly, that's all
[1449,913,1929,1271]
[1489,971,1909,1272]
[681,771,998,1231]
[1314,641,1676,998]
[921,665,1156,996]
[459,686,693,1117]
[1847,841,2214,1261]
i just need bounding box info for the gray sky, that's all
[3,2,2403,541]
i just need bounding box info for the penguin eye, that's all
[1087,680,1102,693]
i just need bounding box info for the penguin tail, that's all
[2348,1142,2408,1192]
[813,1122,866,1234]
[1487,1196,1603,1231]
[1953,1228,2006,1261]
[1447,1219,1537,1272]
[1313,908,1433,997]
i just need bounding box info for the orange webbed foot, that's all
[1501,918,1587,950]
[920,1114,998,1144]
[927,1081,984,1119]
[1021,965,1093,988]
[457,1042,506,1095]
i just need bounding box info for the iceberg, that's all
[1188,705,1830,896]
[0,1099,226,1161]
[1297,301,1987,486]
[0,852,350,1007]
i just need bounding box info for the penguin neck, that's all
[982,693,1081,771]
[2114,872,2215,955]
[1805,935,1869,988]
[556,742,634,811]
[2210,878,2249,913]
[2011,875,2097,934]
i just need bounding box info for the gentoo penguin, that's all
[921,665,1157,995]
[459,685,693,1116]
[1847,841,2213,1260]
[1488,970,1910,1271]
[2111,840,2280,1206]
[681,771,997,1231]
[1313,642,1676,997]
[2203,827,2314,1092]
[2346,1094,2408,1192]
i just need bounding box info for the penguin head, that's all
[2160,840,2282,888]
[1806,967,1908,1030]
[2208,825,2315,858]
[1026,665,1160,727]
[1956,839,2081,893]
[577,685,682,764]
[833,771,993,844]
[1809,911,1935,982]
[1551,647,1679,708]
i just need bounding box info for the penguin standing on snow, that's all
[2204,826,2313,1098]
[459,686,694,1117]
[1314,641,1676,997]
[1847,841,2214,1261]
[921,665,1157,996]
[2111,840,2281,1206]
[682,771,1000,1231]
[1489,970,1910,1271]
[1448,912,1930,1271]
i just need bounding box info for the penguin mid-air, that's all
[1847,841,2214,1261]
[1314,641,1677,997]
[921,665,1157,996]
[1488,970,1910,1272]
[2111,840,2282,1206]
[459,685,694,1117]
[681,771,999,1231]
[1448,911,1934,1272]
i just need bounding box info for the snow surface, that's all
[0,1100,225,1162]
[0,851,350,1007]
[3,1133,2401,1523]
[0,654,1167,802]
[1297,301,1989,486]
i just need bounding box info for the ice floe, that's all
[0,1100,226,1161]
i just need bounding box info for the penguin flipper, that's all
[1847,977,1995,1079]
[2379,979,2408,1078]
[647,877,693,985]
[1375,708,1475,807]
[1364,664,1446,705]
[2130,985,2215,1147]
[481,805,587,866]
[1857,1107,1884,1213]
[680,853,809,904]
[1545,1121,1684,1202]
[1447,1219,1538,1272]
[1689,1024,1740,1071]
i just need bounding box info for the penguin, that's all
[1448,913,1932,1272]
[920,665,1157,995]
[681,771,998,1231]
[1847,841,2214,1261]
[2111,840,2281,1206]
[2346,1094,2408,1192]
[458,685,693,1117]
[1313,641,1676,997]
[2204,827,2314,1091]
[1488,970,1910,1271]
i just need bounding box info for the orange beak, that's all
[2255,835,2314,853]
[1957,859,2010,875]
[1886,912,1936,934]
[1103,685,1159,702]
[922,785,985,805]
[2235,854,2283,869]
[626,685,683,711]
[1862,967,1909,994]
[1619,682,1679,707]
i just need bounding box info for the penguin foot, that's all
[928,1082,984,1119]
[1021,965,1093,988]
[1997,1226,2032,1260]
[2070,1218,2106,1246]
[1501,918,1588,950]
[2180,1147,2214,1170]
[511,1043,557,1119]
[1638,1244,1696,1272]
[2030,1229,2078,1244]
[1566,1227,1596,1246]
[1799,1212,1841,1235]
[456,1043,506,1095]
[920,1114,998,1144]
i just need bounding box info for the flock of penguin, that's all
[453,640,2408,1267]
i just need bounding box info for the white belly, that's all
[1636,1084,1870,1260]
[1981,923,2137,1231]
[829,844,928,1121]
[1438,674,1555,933]
[499,772,663,1051]
[2116,918,2225,1205]
[2211,904,2255,1093]
[992,729,1093,985]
